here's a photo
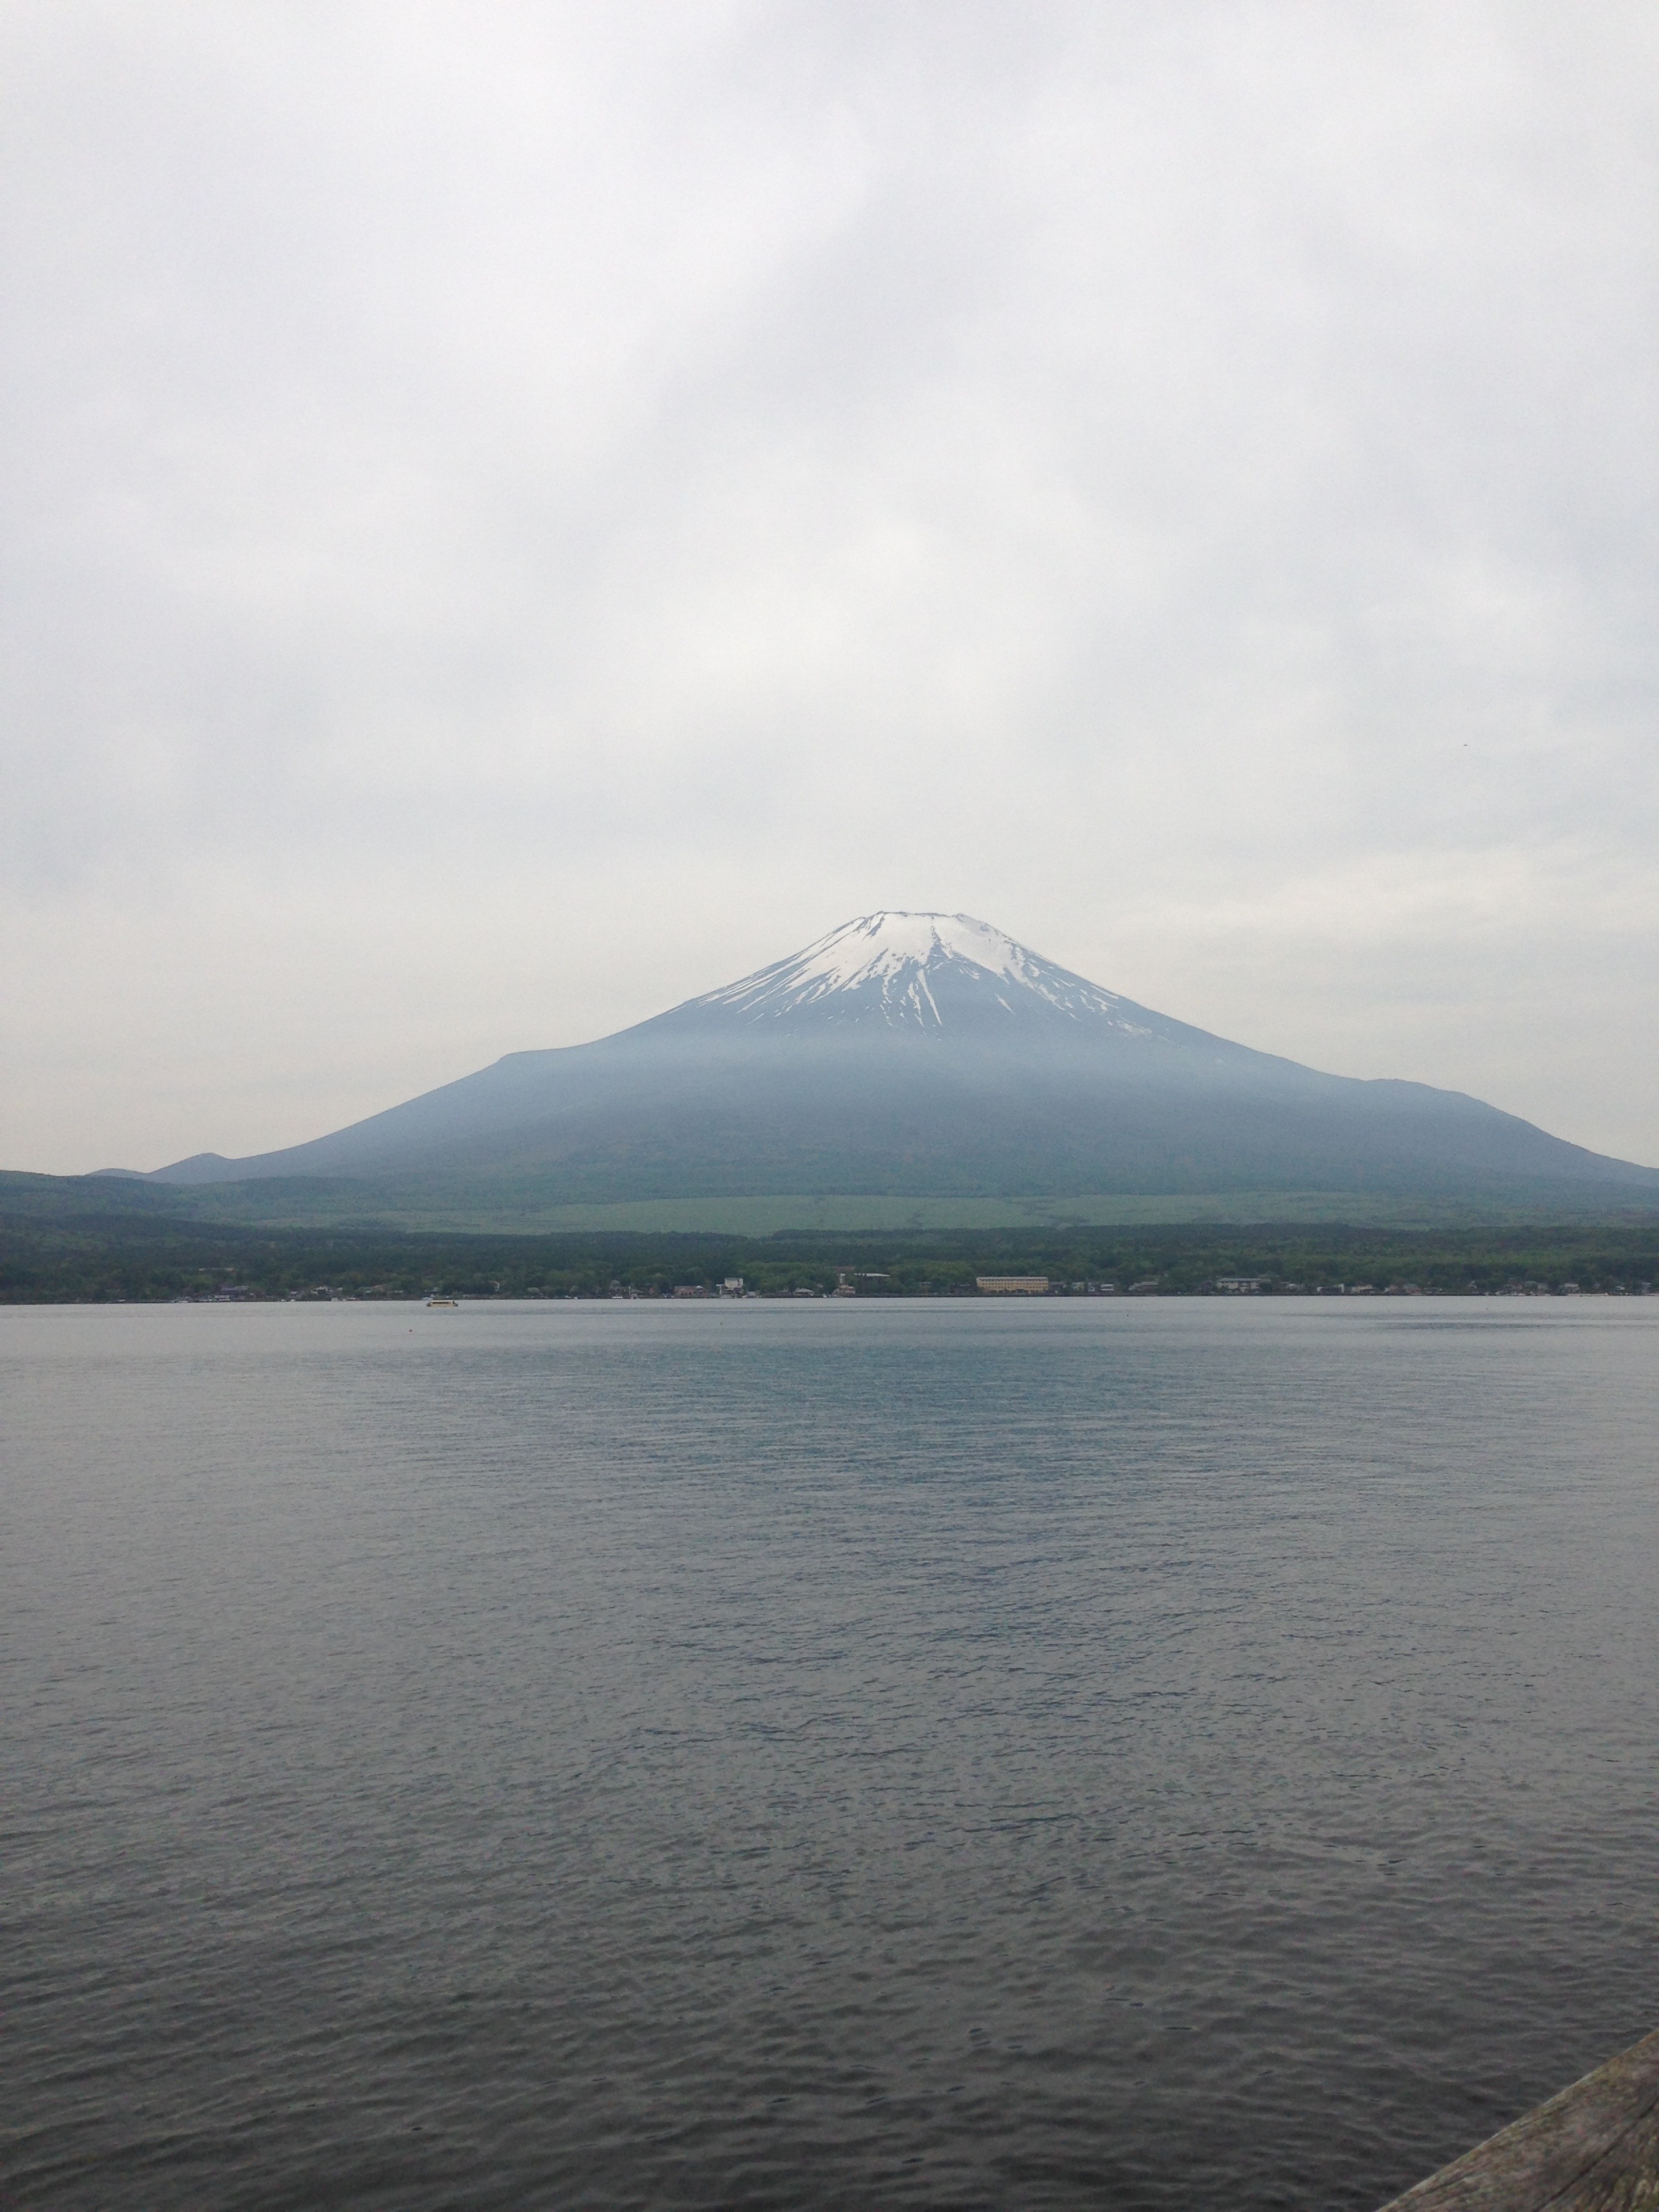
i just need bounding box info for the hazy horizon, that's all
[5,4,1657,1175]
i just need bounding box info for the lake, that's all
[5,1297,1658,2209]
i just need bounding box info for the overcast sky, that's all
[5,0,1657,1174]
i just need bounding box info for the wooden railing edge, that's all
[1376,2024,1659,2212]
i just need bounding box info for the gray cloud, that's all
[4,0,1657,1170]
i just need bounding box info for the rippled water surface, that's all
[6,1297,1659,2210]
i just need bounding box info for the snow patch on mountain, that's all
[689,911,1156,1031]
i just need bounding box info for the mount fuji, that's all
[140,911,1659,1215]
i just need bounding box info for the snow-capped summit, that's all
[684,910,1157,1033]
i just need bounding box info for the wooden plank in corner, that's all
[1377,2025,1659,2212]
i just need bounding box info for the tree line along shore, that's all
[3,1209,1656,1305]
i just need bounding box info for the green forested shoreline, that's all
[3,1203,1656,1303]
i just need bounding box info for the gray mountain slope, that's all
[146,912,1659,1206]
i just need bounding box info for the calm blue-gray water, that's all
[5,1297,1658,2211]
